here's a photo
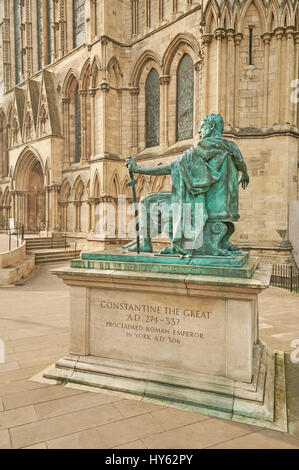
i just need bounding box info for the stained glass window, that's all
[37,0,44,69]
[145,69,160,148]
[14,0,21,84]
[73,0,85,48]
[47,0,54,64]
[177,54,194,141]
[75,87,81,163]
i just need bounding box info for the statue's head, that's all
[199,114,224,139]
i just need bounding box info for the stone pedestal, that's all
[45,257,287,432]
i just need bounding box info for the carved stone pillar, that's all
[62,97,70,166]
[285,27,295,125]
[226,29,235,126]
[233,33,243,126]
[215,28,226,116]
[201,35,211,117]
[99,81,110,158]
[132,0,138,37]
[159,75,170,150]
[49,184,60,231]
[79,89,88,163]
[129,87,140,156]
[89,88,96,157]
[24,0,33,78]
[274,27,284,124]
[261,33,271,128]
[3,1,11,91]
[74,200,82,232]
[58,0,68,58]
[294,33,299,127]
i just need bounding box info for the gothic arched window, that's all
[14,0,22,83]
[177,54,194,141]
[145,69,160,148]
[74,87,81,163]
[73,0,85,48]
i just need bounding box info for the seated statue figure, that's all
[123,113,249,257]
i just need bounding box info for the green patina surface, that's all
[123,113,250,259]
[74,250,257,279]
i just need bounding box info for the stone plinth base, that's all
[45,261,287,432]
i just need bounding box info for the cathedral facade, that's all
[0,0,298,261]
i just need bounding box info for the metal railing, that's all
[270,264,299,293]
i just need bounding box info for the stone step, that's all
[34,250,80,265]
[44,341,288,432]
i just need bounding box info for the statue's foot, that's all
[217,249,234,257]
[159,244,180,255]
[122,239,137,250]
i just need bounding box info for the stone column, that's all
[285,27,295,125]
[158,0,163,23]
[293,33,299,127]
[89,88,96,157]
[201,35,211,118]
[132,0,138,37]
[261,33,271,128]
[24,0,33,78]
[159,75,170,150]
[215,28,226,116]
[45,185,49,232]
[172,0,177,18]
[274,27,284,125]
[226,29,235,126]
[58,0,68,58]
[233,33,243,127]
[99,81,110,158]
[2,0,11,92]
[49,184,60,231]
[74,201,82,232]
[62,97,70,166]
[129,87,140,156]
[79,89,88,164]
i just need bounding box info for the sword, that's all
[127,158,140,254]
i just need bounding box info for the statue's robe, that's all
[170,136,245,253]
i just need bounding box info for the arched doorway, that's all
[14,149,46,232]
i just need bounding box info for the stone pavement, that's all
[0,263,299,449]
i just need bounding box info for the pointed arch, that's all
[109,171,121,198]
[239,0,266,32]
[121,176,131,198]
[62,68,80,97]
[266,1,279,32]
[138,175,150,197]
[162,33,201,75]
[73,174,86,201]
[203,0,219,34]
[220,1,232,30]
[60,177,72,201]
[91,55,102,88]
[280,1,291,28]
[92,170,101,197]
[14,146,44,190]
[107,56,123,89]
[80,59,91,90]
[131,50,162,87]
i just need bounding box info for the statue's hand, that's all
[126,157,139,174]
[239,173,249,189]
